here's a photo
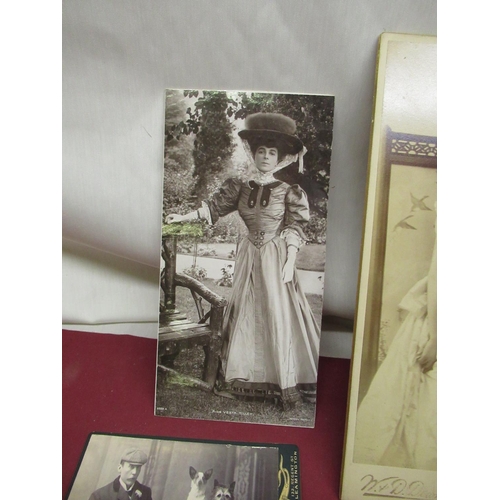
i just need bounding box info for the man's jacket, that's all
[89,477,152,500]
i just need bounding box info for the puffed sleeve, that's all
[281,184,310,245]
[204,177,242,224]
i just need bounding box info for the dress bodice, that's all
[205,177,310,247]
[238,182,287,245]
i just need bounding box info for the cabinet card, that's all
[341,33,437,499]
[155,90,335,427]
[67,433,300,500]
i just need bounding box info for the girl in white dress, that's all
[354,239,437,470]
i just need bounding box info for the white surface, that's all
[62,0,437,356]
[319,325,353,360]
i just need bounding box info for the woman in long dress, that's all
[354,240,437,470]
[166,113,320,409]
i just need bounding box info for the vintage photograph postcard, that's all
[66,433,301,500]
[155,90,335,427]
[340,34,437,499]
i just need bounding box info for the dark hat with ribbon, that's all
[238,113,303,156]
[120,448,148,465]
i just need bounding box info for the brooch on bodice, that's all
[248,180,282,208]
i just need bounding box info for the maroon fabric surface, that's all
[62,329,350,499]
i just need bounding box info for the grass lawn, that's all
[156,278,323,426]
[156,372,316,426]
[296,244,326,272]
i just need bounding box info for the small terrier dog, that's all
[187,466,213,500]
[209,479,235,500]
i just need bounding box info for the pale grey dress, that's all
[205,177,320,405]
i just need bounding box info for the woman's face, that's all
[254,145,279,173]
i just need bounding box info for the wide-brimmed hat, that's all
[238,113,303,156]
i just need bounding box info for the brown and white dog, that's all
[187,466,213,500]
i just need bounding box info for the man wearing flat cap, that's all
[89,448,153,500]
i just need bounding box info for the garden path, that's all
[177,253,324,295]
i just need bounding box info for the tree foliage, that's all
[171,90,236,202]
[164,90,335,243]
[163,90,197,219]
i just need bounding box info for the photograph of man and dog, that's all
[67,434,280,500]
[155,90,335,427]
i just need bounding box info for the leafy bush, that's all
[216,264,234,287]
[198,247,217,257]
[304,213,328,244]
[182,265,207,281]
[202,212,244,244]
[177,241,195,254]
[162,223,204,237]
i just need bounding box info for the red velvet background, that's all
[62,329,350,499]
